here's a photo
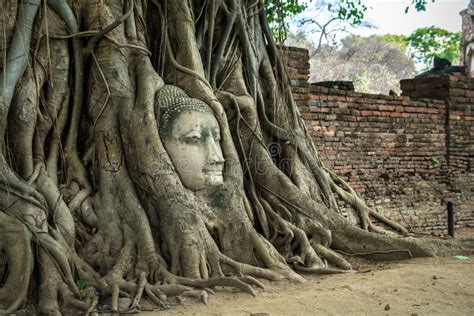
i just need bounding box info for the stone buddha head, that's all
[155,85,225,190]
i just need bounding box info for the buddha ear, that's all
[154,91,171,137]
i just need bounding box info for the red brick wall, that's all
[280,46,310,109]
[283,46,474,233]
[401,75,474,195]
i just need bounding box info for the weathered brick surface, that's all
[401,75,474,199]
[283,46,474,233]
[280,46,310,109]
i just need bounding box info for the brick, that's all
[395,106,405,112]
[286,47,474,232]
[379,105,395,111]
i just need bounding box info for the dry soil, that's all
[143,256,473,316]
[143,230,474,315]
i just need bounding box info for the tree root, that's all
[292,262,355,275]
[326,168,409,235]
[86,257,266,312]
[164,272,259,298]
[0,212,33,313]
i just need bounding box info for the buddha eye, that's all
[184,133,202,143]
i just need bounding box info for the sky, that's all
[289,0,468,72]
[359,0,466,36]
[294,0,467,38]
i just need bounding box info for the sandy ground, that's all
[141,229,474,316]
[142,256,473,316]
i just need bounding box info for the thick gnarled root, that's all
[257,190,353,273]
[78,226,267,313]
[0,212,33,313]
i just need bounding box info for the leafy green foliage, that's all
[76,278,89,294]
[379,34,409,50]
[406,27,461,69]
[264,0,438,43]
[264,0,309,43]
[431,157,440,166]
[376,28,461,71]
[405,0,436,13]
[337,0,367,25]
[264,0,368,43]
[264,0,308,25]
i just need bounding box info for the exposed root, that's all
[336,249,414,261]
[292,262,354,275]
[326,168,409,235]
[144,285,169,310]
[0,212,33,313]
[260,195,325,268]
[129,272,147,309]
[168,274,257,297]
[311,243,353,270]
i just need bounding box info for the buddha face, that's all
[162,111,225,190]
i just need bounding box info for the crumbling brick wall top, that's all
[401,75,474,111]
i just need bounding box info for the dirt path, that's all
[141,229,474,315]
[142,255,473,315]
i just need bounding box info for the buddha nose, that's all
[206,137,225,164]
